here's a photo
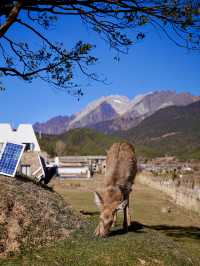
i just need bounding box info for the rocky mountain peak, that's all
[34,90,200,135]
[69,95,130,126]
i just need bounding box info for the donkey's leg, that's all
[123,205,128,231]
[112,211,117,227]
[126,199,131,227]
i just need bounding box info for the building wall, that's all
[0,124,40,151]
[17,151,44,180]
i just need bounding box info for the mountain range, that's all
[34,90,200,135]
[39,100,200,159]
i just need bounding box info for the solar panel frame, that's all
[0,142,25,177]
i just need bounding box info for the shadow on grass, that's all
[110,221,145,236]
[80,210,100,216]
[147,224,200,240]
[109,221,200,240]
[76,209,200,241]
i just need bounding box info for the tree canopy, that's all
[0,0,200,94]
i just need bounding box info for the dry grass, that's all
[0,175,82,257]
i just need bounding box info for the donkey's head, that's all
[94,188,127,237]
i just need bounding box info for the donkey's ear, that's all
[94,191,104,208]
[116,200,128,210]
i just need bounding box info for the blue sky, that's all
[0,15,199,127]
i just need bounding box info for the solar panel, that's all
[0,142,25,177]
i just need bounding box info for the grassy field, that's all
[0,174,200,266]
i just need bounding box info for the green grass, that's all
[1,217,198,266]
[1,176,200,266]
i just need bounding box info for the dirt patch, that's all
[0,175,82,257]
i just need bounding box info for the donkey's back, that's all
[105,142,137,192]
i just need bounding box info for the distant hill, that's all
[34,91,200,135]
[122,101,200,159]
[38,128,122,157]
[34,115,74,135]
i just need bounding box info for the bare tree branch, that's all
[0,0,24,38]
[0,0,199,93]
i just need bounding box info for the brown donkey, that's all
[94,142,137,237]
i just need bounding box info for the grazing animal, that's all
[94,142,137,237]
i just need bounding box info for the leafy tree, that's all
[0,1,200,94]
[55,140,66,155]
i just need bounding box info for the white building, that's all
[55,156,106,178]
[0,124,40,152]
[0,123,45,181]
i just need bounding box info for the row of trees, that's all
[0,0,199,94]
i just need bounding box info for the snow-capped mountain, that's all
[121,90,200,129]
[88,90,200,133]
[68,95,130,129]
[33,91,200,135]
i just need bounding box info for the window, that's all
[21,165,31,176]
[22,143,34,152]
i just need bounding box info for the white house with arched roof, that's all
[0,124,40,152]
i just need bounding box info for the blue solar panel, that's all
[0,142,24,177]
